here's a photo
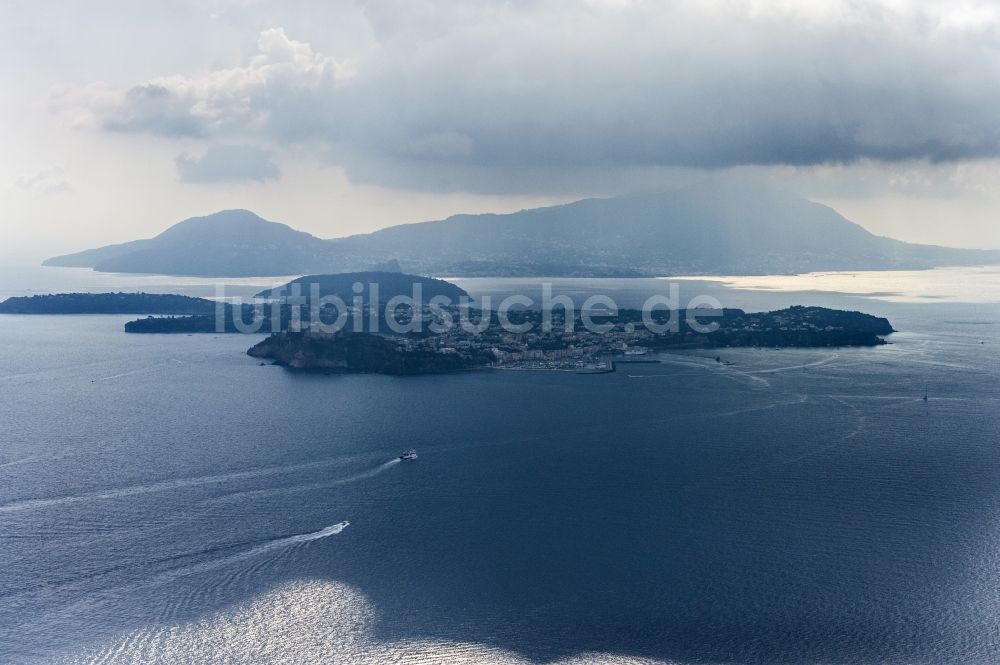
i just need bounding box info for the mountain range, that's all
[44,183,1000,277]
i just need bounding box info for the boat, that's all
[399,450,418,460]
[575,361,615,374]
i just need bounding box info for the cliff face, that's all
[247,331,487,375]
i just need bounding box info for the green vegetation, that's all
[248,331,492,375]
[243,306,895,375]
[0,292,216,315]
[255,271,468,301]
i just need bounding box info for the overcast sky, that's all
[3,0,1000,256]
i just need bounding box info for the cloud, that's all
[81,2,1000,193]
[11,167,72,196]
[104,84,207,137]
[100,27,354,140]
[175,144,280,183]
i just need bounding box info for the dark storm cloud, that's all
[89,2,1000,192]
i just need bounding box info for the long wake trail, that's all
[202,458,402,505]
[0,457,356,514]
[151,522,349,584]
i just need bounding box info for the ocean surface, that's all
[1,264,999,664]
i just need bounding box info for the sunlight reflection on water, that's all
[671,266,1000,303]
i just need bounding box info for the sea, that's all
[0,260,998,664]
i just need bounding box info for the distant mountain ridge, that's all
[44,209,332,277]
[44,185,1000,277]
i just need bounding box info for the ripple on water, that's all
[58,580,681,665]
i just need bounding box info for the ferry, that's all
[399,450,418,460]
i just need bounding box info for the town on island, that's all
[0,272,896,376]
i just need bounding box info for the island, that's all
[3,286,896,376]
[248,330,493,374]
[0,292,217,315]
[255,271,469,301]
[123,270,468,332]
[245,306,895,375]
[124,305,259,333]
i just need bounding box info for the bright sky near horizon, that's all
[2,0,1000,256]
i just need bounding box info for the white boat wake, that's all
[0,457,352,514]
[202,458,402,505]
[152,522,349,584]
